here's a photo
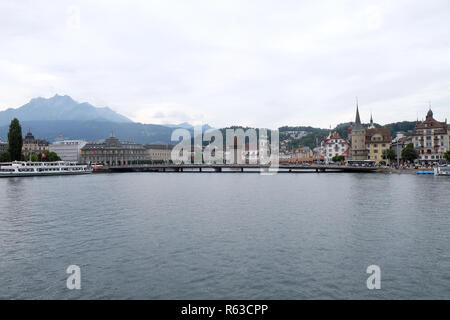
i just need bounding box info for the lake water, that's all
[1,172,450,299]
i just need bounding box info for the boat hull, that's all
[0,171,92,178]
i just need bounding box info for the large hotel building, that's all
[81,133,146,165]
[412,109,449,163]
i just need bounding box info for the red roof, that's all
[329,132,342,139]
[365,128,391,143]
[413,110,447,134]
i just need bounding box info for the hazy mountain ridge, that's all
[0,94,132,126]
[0,95,212,144]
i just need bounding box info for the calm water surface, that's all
[1,172,450,299]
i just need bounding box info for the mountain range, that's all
[0,95,210,144]
[0,94,132,126]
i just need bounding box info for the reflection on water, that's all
[0,173,449,299]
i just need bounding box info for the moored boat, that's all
[434,166,450,176]
[417,170,434,175]
[0,161,92,177]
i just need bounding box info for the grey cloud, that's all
[1,0,449,128]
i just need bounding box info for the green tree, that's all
[32,150,61,162]
[444,150,450,162]
[30,153,39,162]
[0,151,11,162]
[47,151,61,162]
[401,143,418,162]
[332,155,345,162]
[7,118,23,161]
[382,149,396,161]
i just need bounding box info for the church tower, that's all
[350,102,368,160]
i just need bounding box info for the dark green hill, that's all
[0,120,188,145]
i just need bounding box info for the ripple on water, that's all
[0,173,450,299]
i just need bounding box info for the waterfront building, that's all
[365,127,392,163]
[349,105,368,160]
[80,133,145,165]
[289,147,320,163]
[50,140,87,163]
[448,123,450,150]
[279,147,323,164]
[390,135,413,162]
[291,147,310,161]
[320,132,350,163]
[223,142,258,164]
[279,152,292,163]
[412,109,449,163]
[224,136,269,164]
[348,107,392,164]
[22,131,50,157]
[144,144,174,163]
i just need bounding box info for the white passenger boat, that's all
[434,166,450,176]
[0,161,92,177]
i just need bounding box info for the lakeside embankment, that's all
[377,167,419,174]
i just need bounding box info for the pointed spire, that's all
[355,97,361,125]
[369,112,375,129]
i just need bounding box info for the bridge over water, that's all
[96,164,379,173]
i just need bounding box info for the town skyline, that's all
[2,103,449,165]
[0,93,447,131]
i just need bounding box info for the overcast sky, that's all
[1,0,450,128]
